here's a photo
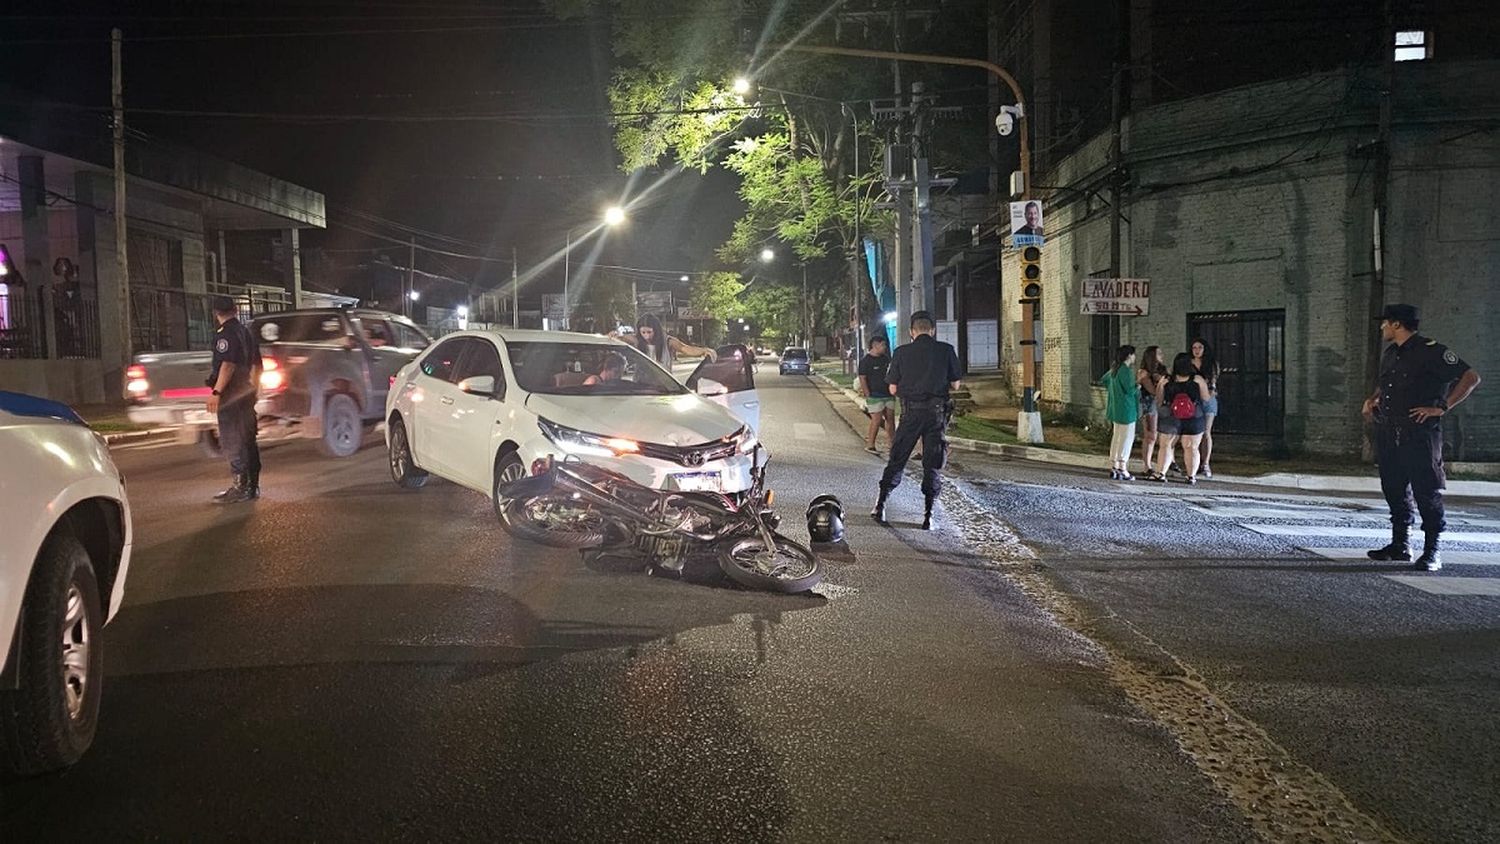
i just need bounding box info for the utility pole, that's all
[801,262,810,347]
[405,237,415,318]
[1366,0,1396,458]
[511,247,518,328]
[562,230,571,330]
[111,28,131,361]
[911,82,936,316]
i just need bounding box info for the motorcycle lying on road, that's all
[494,447,823,593]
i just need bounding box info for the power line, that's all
[22,99,772,125]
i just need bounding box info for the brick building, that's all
[1000,60,1500,459]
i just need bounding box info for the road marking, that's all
[1189,505,1385,522]
[1301,547,1500,566]
[1243,524,1500,544]
[1383,575,1500,596]
[793,422,826,440]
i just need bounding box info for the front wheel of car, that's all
[0,534,105,775]
[317,393,363,458]
[387,418,428,490]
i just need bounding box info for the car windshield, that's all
[254,313,347,344]
[506,340,687,396]
[784,348,808,360]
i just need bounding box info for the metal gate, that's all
[1187,309,1285,437]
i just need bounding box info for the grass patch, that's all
[72,404,151,434]
[949,414,1020,446]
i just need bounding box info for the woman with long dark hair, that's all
[1100,344,1139,479]
[1190,337,1219,478]
[618,312,715,369]
[1152,352,1212,483]
[1136,345,1167,475]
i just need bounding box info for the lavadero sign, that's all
[1080,277,1150,316]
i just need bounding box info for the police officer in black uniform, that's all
[206,296,262,504]
[1363,304,1482,571]
[872,311,962,530]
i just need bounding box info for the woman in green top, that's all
[1100,344,1139,480]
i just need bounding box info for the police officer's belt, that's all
[901,398,948,412]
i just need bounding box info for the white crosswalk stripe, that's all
[1165,490,1500,593]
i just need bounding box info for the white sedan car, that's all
[384,330,763,505]
[1,391,132,774]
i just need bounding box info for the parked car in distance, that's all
[125,307,431,458]
[0,392,132,774]
[384,330,762,513]
[779,347,811,375]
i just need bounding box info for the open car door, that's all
[686,344,761,433]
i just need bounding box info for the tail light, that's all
[125,364,149,395]
[259,356,284,391]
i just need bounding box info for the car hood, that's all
[525,392,742,446]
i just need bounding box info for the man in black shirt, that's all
[1361,304,1482,570]
[857,335,895,454]
[873,311,962,529]
[206,296,262,503]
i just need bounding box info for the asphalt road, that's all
[943,429,1500,843]
[1,373,1259,841]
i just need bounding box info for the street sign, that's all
[676,305,714,320]
[1080,278,1151,316]
[542,293,566,320]
[636,290,672,315]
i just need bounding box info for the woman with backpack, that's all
[1135,345,1167,476]
[1099,344,1139,480]
[1190,337,1220,478]
[1149,352,1212,484]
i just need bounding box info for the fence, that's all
[0,289,102,360]
[132,284,295,353]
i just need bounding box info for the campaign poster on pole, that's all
[1009,200,1044,247]
[1080,278,1151,316]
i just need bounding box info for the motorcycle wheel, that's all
[495,495,610,549]
[715,532,823,593]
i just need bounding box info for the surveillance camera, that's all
[995,112,1014,136]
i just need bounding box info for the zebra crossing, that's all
[1132,486,1500,595]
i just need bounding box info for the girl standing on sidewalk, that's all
[1151,352,1211,483]
[1190,337,1220,478]
[1136,345,1167,476]
[1100,344,1139,480]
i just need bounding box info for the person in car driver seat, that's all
[583,351,627,386]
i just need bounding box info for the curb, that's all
[810,373,1500,500]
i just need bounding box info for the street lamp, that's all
[408,289,420,302]
[731,76,753,96]
[680,274,690,282]
[564,206,628,329]
[759,247,775,263]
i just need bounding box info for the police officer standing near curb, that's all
[872,311,962,530]
[1363,304,1481,570]
[206,296,262,504]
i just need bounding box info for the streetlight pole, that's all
[563,228,571,330]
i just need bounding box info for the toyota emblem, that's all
[683,450,706,467]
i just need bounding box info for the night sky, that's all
[0,1,744,304]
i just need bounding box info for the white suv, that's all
[384,330,762,506]
[0,392,132,774]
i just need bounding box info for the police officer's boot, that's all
[1367,524,1412,562]
[871,490,889,525]
[922,494,936,531]
[213,474,245,502]
[245,469,261,500]
[214,475,255,505]
[1415,532,1442,572]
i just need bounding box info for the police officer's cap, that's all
[210,295,238,315]
[1378,303,1419,325]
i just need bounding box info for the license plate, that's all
[184,410,214,424]
[672,472,722,492]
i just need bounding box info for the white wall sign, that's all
[1080,278,1151,316]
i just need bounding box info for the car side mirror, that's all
[457,375,496,397]
[696,378,728,398]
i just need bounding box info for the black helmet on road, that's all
[806,494,845,544]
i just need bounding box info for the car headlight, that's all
[537,418,641,458]
[733,426,759,454]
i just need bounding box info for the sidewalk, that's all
[810,371,1500,500]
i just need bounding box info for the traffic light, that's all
[1018,245,1041,305]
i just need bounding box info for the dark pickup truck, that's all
[125,307,431,457]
